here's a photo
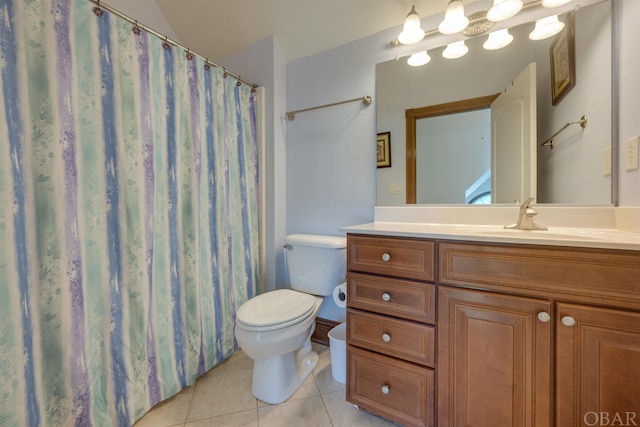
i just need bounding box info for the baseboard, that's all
[312,317,341,346]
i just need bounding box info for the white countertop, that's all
[340,222,640,251]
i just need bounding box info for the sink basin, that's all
[462,226,640,244]
[473,228,605,241]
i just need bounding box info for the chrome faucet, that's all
[504,197,548,230]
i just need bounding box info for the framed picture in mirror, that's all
[377,132,391,168]
[550,13,576,106]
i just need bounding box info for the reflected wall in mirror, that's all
[376,0,612,205]
[406,95,497,204]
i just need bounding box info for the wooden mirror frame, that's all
[405,93,500,204]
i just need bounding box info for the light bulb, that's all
[442,41,469,59]
[542,0,572,7]
[407,51,431,66]
[529,15,565,40]
[487,0,523,22]
[483,29,514,50]
[438,0,469,35]
[398,5,425,45]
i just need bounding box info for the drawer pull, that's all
[381,253,391,262]
[382,333,391,343]
[561,316,576,327]
[381,385,390,395]
[381,292,391,302]
[537,311,551,323]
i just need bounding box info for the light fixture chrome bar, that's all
[540,115,588,149]
[286,96,372,121]
[87,0,258,89]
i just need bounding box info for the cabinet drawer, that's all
[347,346,434,427]
[347,272,435,323]
[348,309,435,366]
[348,235,434,281]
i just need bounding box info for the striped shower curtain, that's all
[0,0,259,425]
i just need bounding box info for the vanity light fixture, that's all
[483,28,514,50]
[541,0,572,7]
[487,0,523,22]
[407,51,431,66]
[392,0,575,66]
[397,5,425,45]
[442,40,469,59]
[529,15,565,40]
[438,0,470,35]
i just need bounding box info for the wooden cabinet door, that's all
[556,303,640,426]
[438,286,552,427]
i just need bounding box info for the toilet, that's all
[234,233,347,404]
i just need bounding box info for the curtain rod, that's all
[88,0,259,89]
[286,96,372,121]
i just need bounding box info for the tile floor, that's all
[133,343,397,427]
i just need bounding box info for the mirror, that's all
[376,0,613,205]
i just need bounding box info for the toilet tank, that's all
[284,234,347,296]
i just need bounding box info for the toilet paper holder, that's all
[333,282,348,308]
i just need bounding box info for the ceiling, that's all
[153,0,464,62]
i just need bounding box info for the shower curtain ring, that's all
[92,0,104,16]
[162,36,170,50]
[132,20,141,35]
[186,48,193,60]
[204,58,211,70]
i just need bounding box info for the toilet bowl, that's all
[233,234,346,404]
[235,289,323,404]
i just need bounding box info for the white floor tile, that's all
[184,408,258,427]
[186,367,257,422]
[257,395,333,427]
[322,389,398,427]
[137,344,390,427]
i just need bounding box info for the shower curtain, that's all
[0,0,259,425]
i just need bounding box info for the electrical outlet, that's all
[388,184,403,194]
[603,147,611,176]
[625,136,639,172]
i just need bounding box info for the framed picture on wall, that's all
[377,132,391,168]
[550,13,576,106]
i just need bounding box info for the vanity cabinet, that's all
[438,241,640,427]
[346,235,436,427]
[345,233,640,427]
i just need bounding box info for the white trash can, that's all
[328,322,347,384]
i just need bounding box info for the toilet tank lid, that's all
[285,234,346,249]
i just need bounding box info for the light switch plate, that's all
[625,136,639,172]
[388,184,403,194]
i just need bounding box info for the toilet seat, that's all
[236,289,318,332]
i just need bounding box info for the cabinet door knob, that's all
[381,292,391,302]
[561,316,577,327]
[381,385,390,395]
[382,333,391,343]
[381,253,391,262]
[537,311,551,323]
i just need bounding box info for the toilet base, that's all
[251,336,318,404]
